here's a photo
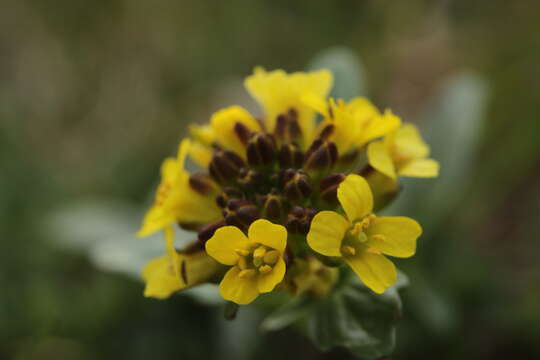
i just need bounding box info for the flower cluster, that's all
[138,68,439,304]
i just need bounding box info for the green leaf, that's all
[261,271,407,359]
[308,46,366,100]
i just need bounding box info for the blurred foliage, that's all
[2,0,540,359]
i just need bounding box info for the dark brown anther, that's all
[209,150,245,184]
[319,173,347,203]
[189,174,215,195]
[233,122,252,146]
[223,199,260,231]
[261,189,282,221]
[246,133,276,167]
[278,143,304,169]
[286,206,318,235]
[304,139,338,172]
[198,219,226,244]
[280,169,312,201]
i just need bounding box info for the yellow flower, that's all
[367,123,439,180]
[307,174,421,293]
[142,226,224,299]
[189,106,262,167]
[303,95,401,155]
[205,219,288,305]
[137,139,221,237]
[245,67,333,146]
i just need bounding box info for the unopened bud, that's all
[223,199,260,230]
[209,150,245,184]
[278,143,304,169]
[215,187,244,208]
[233,122,253,146]
[285,206,317,235]
[280,169,312,201]
[274,108,302,142]
[189,174,216,195]
[246,133,276,167]
[237,168,264,190]
[198,219,226,244]
[304,139,338,172]
[319,173,346,204]
[261,190,282,221]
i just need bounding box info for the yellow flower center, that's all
[234,244,279,275]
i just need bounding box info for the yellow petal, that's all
[337,174,374,222]
[188,141,213,168]
[206,226,250,265]
[244,67,332,144]
[219,266,260,305]
[358,109,401,146]
[210,105,261,156]
[399,158,439,178]
[301,92,330,118]
[142,254,184,299]
[367,141,397,180]
[176,138,191,169]
[257,257,286,293]
[137,205,176,237]
[247,219,287,252]
[344,252,397,294]
[189,124,215,145]
[307,211,350,256]
[394,123,430,159]
[366,217,422,258]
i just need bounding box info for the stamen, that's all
[258,265,272,274]
[253,247,267,259]
[263,250,280,265]
[238,269,257,279]
[371,234,387,242]
[341,245,356,256]
[235,249,250,257]
[237,257,248,270]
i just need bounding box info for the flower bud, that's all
[260,189,282,221]
[215,187,244,208]
[304,139,338,172]
[285,205,317,235]
[223,199,259,230]
[274,108,302,142]
[189,174,216,196]
[280,169,312,201]
[319,173,346,204]
[246,133,276,167]
[278,142,304,169]
[198,219,226,244]
[233,122,253,146]
[237,168,264,190]
[209,150,245,184]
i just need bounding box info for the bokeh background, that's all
[2,0,540,359]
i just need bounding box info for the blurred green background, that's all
[2,0,540,359]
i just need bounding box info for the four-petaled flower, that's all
[307,174,422,293]
[206,219,287,305]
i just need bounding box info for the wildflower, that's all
[205,219,287,305]
[307,174,422,293]
[138,68,436,304]
[367,123,440,180]
[137,139,221,237]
